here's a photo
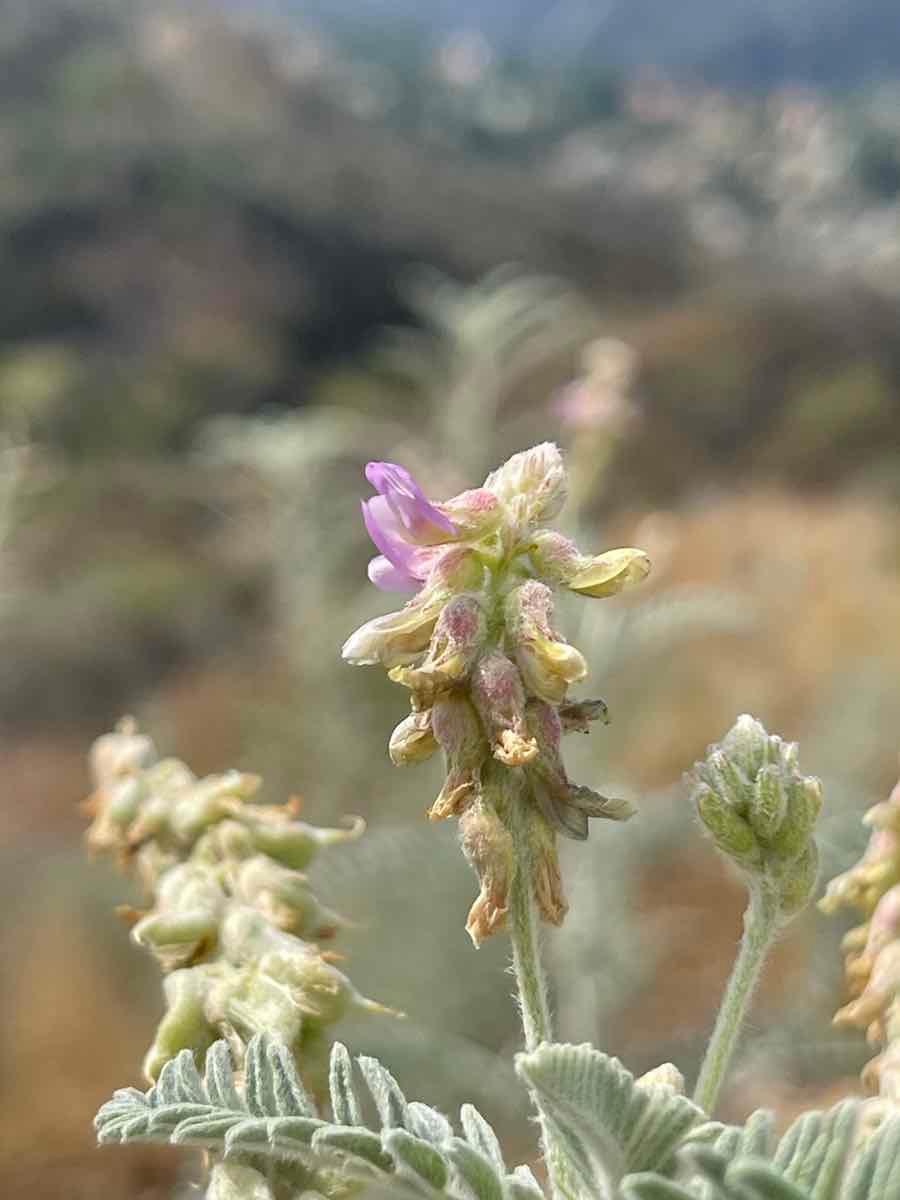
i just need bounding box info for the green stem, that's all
[508,798,576,1200]
[509,842,552,1050]
[693,887,780,1115]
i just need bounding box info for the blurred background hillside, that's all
[5,0,900,1196]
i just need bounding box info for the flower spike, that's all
[343,443,650,942]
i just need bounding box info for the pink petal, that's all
[367,555,419,593]
[362,498,415,570]
[365,460,457,543]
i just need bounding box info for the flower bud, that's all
[701,750,752,814]
[429,693,488,820]
[341,591,444,668]
[695,783,762,869]
[124,758,196,846]
[169,771,261,843]
[822,774,900,1101]
[234,854,344,939]
[85,775,144,855]
[567,547,651,598]
[778,840,820,920]
[819,827,900,917]
[260,949,357,1026]
[866,885,900,961]
[720,714,770,776]
[749,764,787,842]
[207,962,303,1044]
[770,777,823,861]
[143,966,218,1081]
[198,817,256,864]
[89,717,156,787]
[437,488,504,540]
[390,594,487,703]
[527,530,583,587]
[425,545,486,593]
[459,798,514,947]
[636,1063,686,1093]
[484,442,568,527]
[132,863,226,969]
[208,1164,275,1200]
[239,810,365,871]
[134,841,180,894]
[218,906,388,1029]
[470,651,538,766]
[389,708,438,766]
[864,792,900,833]
[506,581,587,704]
[834,944,900,1032]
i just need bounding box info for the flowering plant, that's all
[87,443,900,1200]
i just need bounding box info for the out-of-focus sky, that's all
[231,0,900,86]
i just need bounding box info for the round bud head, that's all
[691,715,822,920]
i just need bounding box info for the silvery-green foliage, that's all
[516,1042,900,1200]
[516,1042,704,1195]
[666,1110,900,1200]
[643,1102,900,1200]
[96,1033,544,1200]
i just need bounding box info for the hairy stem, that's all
[508,793,576,1200]
[509,837,552,1050]
[693,886,780,1115]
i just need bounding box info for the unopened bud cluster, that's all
[343,444,650,945]
[691,715,821,922]
[820,775,900,1105]
[84,719,393,1091]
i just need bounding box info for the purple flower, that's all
[362,461,459,593]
